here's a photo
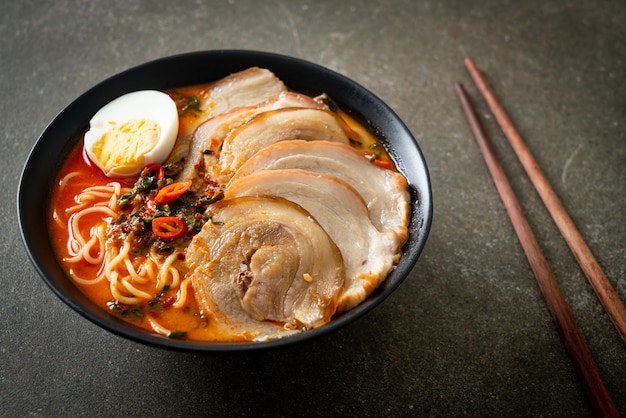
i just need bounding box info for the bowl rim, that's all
[17,49,433,352]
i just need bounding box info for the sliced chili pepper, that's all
[372,158,395,170]
[154,180,192,205]
[363,151,395,170]
[363,151,376,161]
[161,296,176,309]
[152,216,187,240]
[144,163,164,181]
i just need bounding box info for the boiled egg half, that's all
[84,90,179,178]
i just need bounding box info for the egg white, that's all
[84,90,179,177]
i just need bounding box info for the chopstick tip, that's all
[455,82,466,96]
[465,57,477,71]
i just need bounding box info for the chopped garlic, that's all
[303,273,313,282]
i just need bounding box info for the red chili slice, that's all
[363,152,395,170]
[372,158,395,170]
[144,163,164,181]
[154,180,192,205]
[152,216,187,240]
[161,296,176,308]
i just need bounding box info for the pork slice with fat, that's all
[229,140,410,251]
[178,92,326,187]
[198,67,287,117]
[186,196,344,340]
[215,108,352,183]
[226,169,401,312]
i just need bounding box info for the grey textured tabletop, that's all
[2,1,625,416]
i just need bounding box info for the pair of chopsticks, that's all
[456,57,623,417]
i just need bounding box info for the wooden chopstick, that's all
[455,83,619,417]
[464,57,626,345]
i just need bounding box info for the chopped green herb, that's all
[185,214,205,230]
[320,94,339,112]
[176,95,201,116]
[106,300,145,319]
[197,189,224,206]
[117,173,157,208]
[368,142,382,157]
[168,330,187,339]
[162,160,184,178]
[209,217,224,225]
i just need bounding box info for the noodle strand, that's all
[59,170,190,323]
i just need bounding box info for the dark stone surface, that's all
[2,1,624,416]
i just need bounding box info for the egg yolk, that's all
[91,119,161,176]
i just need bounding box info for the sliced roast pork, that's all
[226,169,401,312]
[178,92,327,188]
[177,68,412,340]
[229,140,410,250]
[186,196,345,340]
[175,67,287,186]
[197,67,287,117]
[214,108,352,183]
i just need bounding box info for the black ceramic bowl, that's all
[18,50,432,352]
